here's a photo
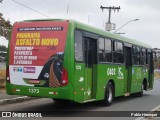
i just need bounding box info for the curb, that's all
[0,96,39,106]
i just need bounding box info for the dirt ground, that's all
[0,70,6,86]
[0,87,6,93]
[0,70,6,79]
[154,72,160,80]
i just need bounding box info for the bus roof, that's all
[74,20,151,49]
[17,19,151,49]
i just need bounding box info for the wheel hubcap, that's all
[107,86,112,102]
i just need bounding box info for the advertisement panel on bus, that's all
[9,21,69,88]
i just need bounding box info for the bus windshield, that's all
[9,21,69,87]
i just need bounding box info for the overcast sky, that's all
[0,0,160,48]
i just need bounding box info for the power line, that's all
[44,0,87,19]
[43,0,103,28]
[9,0,104,29]
[44,0,84,21]
[11,0,52,19]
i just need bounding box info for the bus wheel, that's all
[136,84,144,97]
[102,82,114,106]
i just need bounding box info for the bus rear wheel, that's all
[135,84,144,97]
[102,82,114,106]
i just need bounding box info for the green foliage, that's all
[0,45,7,51]
[0,13,12,39]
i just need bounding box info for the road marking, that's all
[150,104,160,111]
[135,104,160,120]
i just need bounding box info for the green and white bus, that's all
[6,19,154,105]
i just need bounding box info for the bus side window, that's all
[113,41,124,63]
[105,39,112,62]
[98,38,105,62]
[133,46,140,65]
[141,48,146,65]
[75,30,83,61]
[146,50,148,65]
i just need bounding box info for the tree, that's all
[0,13,12,39]
[0,45,7,51]
[153,48,160,69]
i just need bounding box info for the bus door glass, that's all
[148,51,154,88]
[124,45,132,93]
[84,37,97,100]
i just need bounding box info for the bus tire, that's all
[135,84,144,97]
[102,82,114,106]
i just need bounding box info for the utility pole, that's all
[100,5,120,31]
[88,15,90,23]
[67,5,70,14]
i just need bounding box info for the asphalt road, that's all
[0,79,160,120]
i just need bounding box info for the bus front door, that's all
[148,52,154,89]
[84,38,97,100]
[124,46,132,94]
